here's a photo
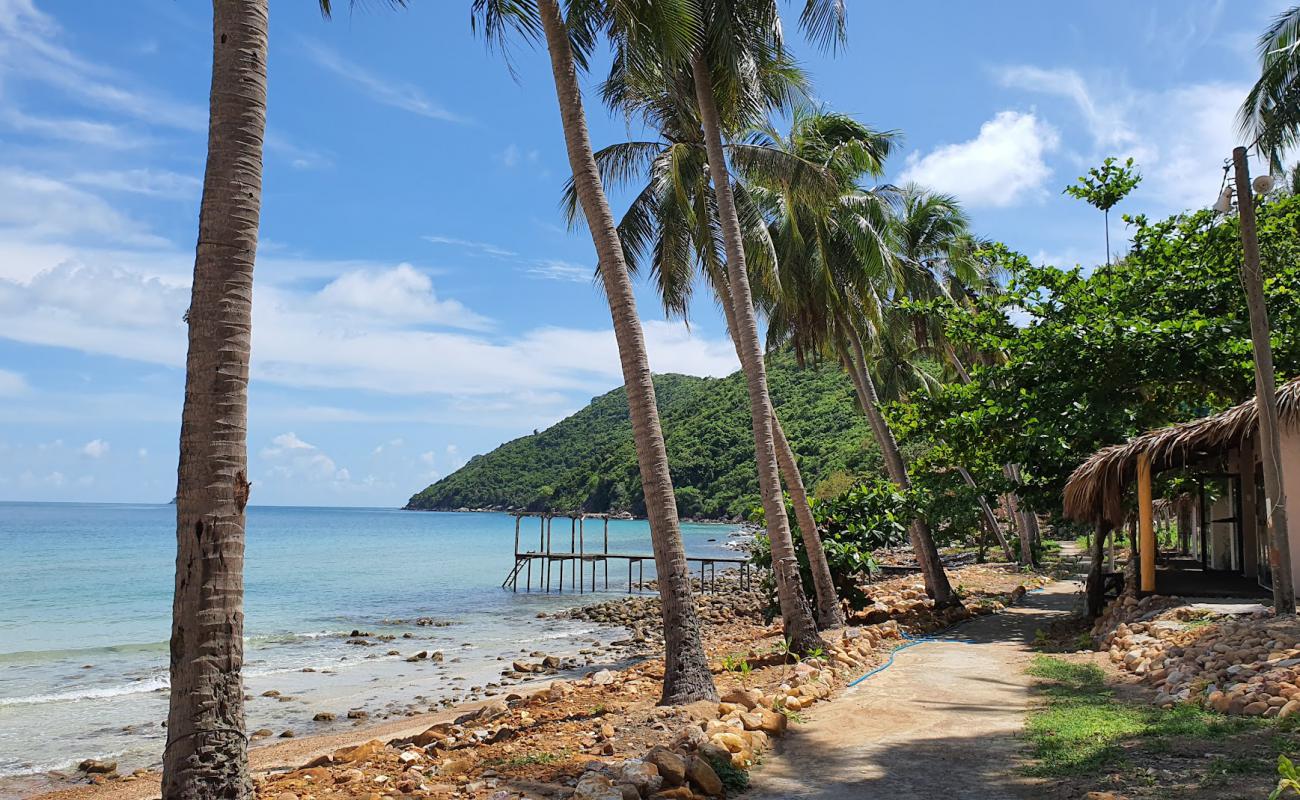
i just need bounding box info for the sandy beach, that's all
[23,563,1046,800]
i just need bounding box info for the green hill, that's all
[405,354,884,519]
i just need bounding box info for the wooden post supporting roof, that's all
[1138,452,1156,593]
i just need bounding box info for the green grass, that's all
[1023,656,1257,777]
[487,750,568,768]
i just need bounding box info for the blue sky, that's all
[0,0,1285,506]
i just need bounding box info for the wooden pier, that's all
[501,511,753,594]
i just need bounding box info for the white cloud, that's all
[19,469,64,488]
[1140,83,1246,210]
[995,66,1135,150]
[259,432,349,484]
[314,263,491,330]
[68,168,201,199]
[528,259,591,283]
[994,63,1249,212]
[0,168,168,246]
[300,39,466,123]
[372,437,404,456]
[0,368,27,395]
[423,235,518,258]
[0,0,205,132]
[898,111,1060,208]
[419,450,435,466]
[81,438,109,458]
[0,107,141,149]
[498,144,545,175]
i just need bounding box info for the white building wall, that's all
[1278,426,1300,596]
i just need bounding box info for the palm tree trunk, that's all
[710,274,843,629]
[538,0,716,702]
[842,331,957,606]
[957,465,1014,561]
[690,55,822,653]
[946,346,1031,564]
[1003,463,1038,566]
[772,414,845,628]
[163,3,266,797]
[1085,520,1112,617]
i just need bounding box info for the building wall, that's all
[1279,426,1300,595]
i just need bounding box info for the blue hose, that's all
[845,630,971,687]
[846,584,1047,687]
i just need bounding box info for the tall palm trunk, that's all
[947,345,1036,565]
[1085,520,1112,617]
[772,416,844,628]
[691,56,822,653]
[163,3,266,797]
[1003,464,1038,566]
[712,275,843,628]
[957,465,1014,561]
[538,0,716,702]
[843,330,957,606]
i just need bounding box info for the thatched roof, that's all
[1062,378,1300,525]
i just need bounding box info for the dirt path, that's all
[747,574,1083,800]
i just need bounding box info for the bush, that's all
[751,478,910,614]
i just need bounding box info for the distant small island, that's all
[405,354,886,520]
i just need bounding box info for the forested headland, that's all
[405,353,890,519]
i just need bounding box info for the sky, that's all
[0,0,1287,506]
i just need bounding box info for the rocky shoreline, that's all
[30,561,1049,800]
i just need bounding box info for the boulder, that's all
[756,709,787,735]
[333,739,385,764]
[620,759,663,796]
[645,746,687,787]
[573,771,623,800]
[78,760,117,775]
[686,756,723,797]
[719,687,759,711]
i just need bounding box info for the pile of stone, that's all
[847,581,1010,631]
[564,586,768,632]
[1094,594,1300,718]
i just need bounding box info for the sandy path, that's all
[746,576,1082,800]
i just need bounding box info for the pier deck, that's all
[501,511,752,594]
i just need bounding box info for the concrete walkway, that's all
[746,574,1083,799]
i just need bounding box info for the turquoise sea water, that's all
[0,502,740,787]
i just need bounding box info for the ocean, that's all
[0,502,741,791]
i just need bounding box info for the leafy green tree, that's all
[905,195,1300,524]
[1063,156,1141,266]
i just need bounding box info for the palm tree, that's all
[163,2,271,796]
[679,0,847,652]
[1241,6,1300,170]
[743,115,960,607]
[471,0,717,702]
[166,4,422,795]
[587,0,831,649]
[566,85,849,627]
